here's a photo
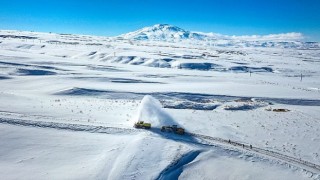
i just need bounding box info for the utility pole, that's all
[300,73,303,82]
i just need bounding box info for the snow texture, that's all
[0,25,319,179]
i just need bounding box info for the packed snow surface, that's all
[0,25,320,179]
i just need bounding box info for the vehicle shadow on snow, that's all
[147,127,199,145]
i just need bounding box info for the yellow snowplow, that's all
[161,125,185,135]
[134,121,151,129]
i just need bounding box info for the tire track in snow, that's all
[189,133,320,174]
[0,116,319,175]
[0,117,140,135]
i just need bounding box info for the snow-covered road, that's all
[1,114,319,176]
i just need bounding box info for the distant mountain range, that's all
[118,24,319,48]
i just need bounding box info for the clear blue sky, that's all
[1,0,319,41]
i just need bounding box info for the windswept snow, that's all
[179,150,310,180]
[0,26,320,179]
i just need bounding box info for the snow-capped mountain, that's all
[119,24,220,41]
[119,24,319,48]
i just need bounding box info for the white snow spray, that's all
[134,95,178,128]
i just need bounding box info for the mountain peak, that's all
[118,24,214,41]
[149,24,186,32]
[119,24,192,41]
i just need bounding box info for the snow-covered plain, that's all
[0,25,320,179]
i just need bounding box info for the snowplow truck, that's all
[161,125,185,135]
[134,121,151,129]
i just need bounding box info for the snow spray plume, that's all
[134,95,178,128]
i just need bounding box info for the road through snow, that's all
[0,115,319,177]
